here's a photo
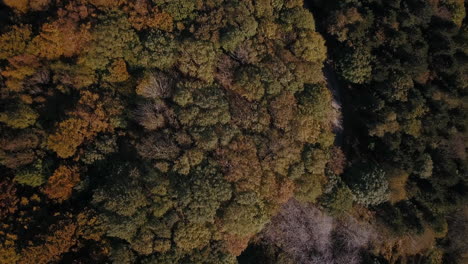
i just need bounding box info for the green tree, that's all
[344,163,389,206]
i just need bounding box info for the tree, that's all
[47,118,89,158]
[14,160,49,187]
[344,163,389,206]
[173,222,211,251]
[152,0,197,21]
[43,165,80,202]
[291,31,327,64]
[0,103,38,129]
[177,163,232,223]
[28,17,91,60]
[78,14,141,71]
[337,46,373,84]
[230,65,265,101]
[0,178,18,220]
[3,0,29,13]
[136,71,174,99]
[0,25,32,60]
[177,40,218,83]
[19,221,77,264]
[221,192,269,236]
[138,31,178,69]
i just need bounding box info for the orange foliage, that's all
[3,0,29,13]
[47,91,119,158]
[260,171,295,207]
[28,17,91,59]
[19,221,77,264]
[43,165,80,202]
[47,118,89,158]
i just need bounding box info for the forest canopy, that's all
[0,0,466,263]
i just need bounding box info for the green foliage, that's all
[337,46,373,84]
[139,31,178,70]
[173,222,211,251]
[80,135,117,164]
[291,32,327,63]
[280,7,316,31]
[79,14,141,71]
[177,40,218,83]
[153,0,197,21]
[0,0,336,262]
[320,182,354,216]
[221,192,269,236]
[231,65,266,101]
[177,163,232,224]
[344,163,389,206]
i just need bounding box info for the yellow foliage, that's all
[0,25,32,60]
[0,236,19,264]
[103,59,130,82]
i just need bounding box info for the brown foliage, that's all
[387,168,409,204]
[0,131,40,169]
[29,0,51,11]
[216,136,263,192]
[326,146,346,175]
[42,165,80,202]
[269,92,297,131]
[223,233,251,256]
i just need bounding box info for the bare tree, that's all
[134,101,166,131]
[260,199,375,264]
[261,199,334,264]
[136,71,174,99]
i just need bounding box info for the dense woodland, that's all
[0,0,466,263]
